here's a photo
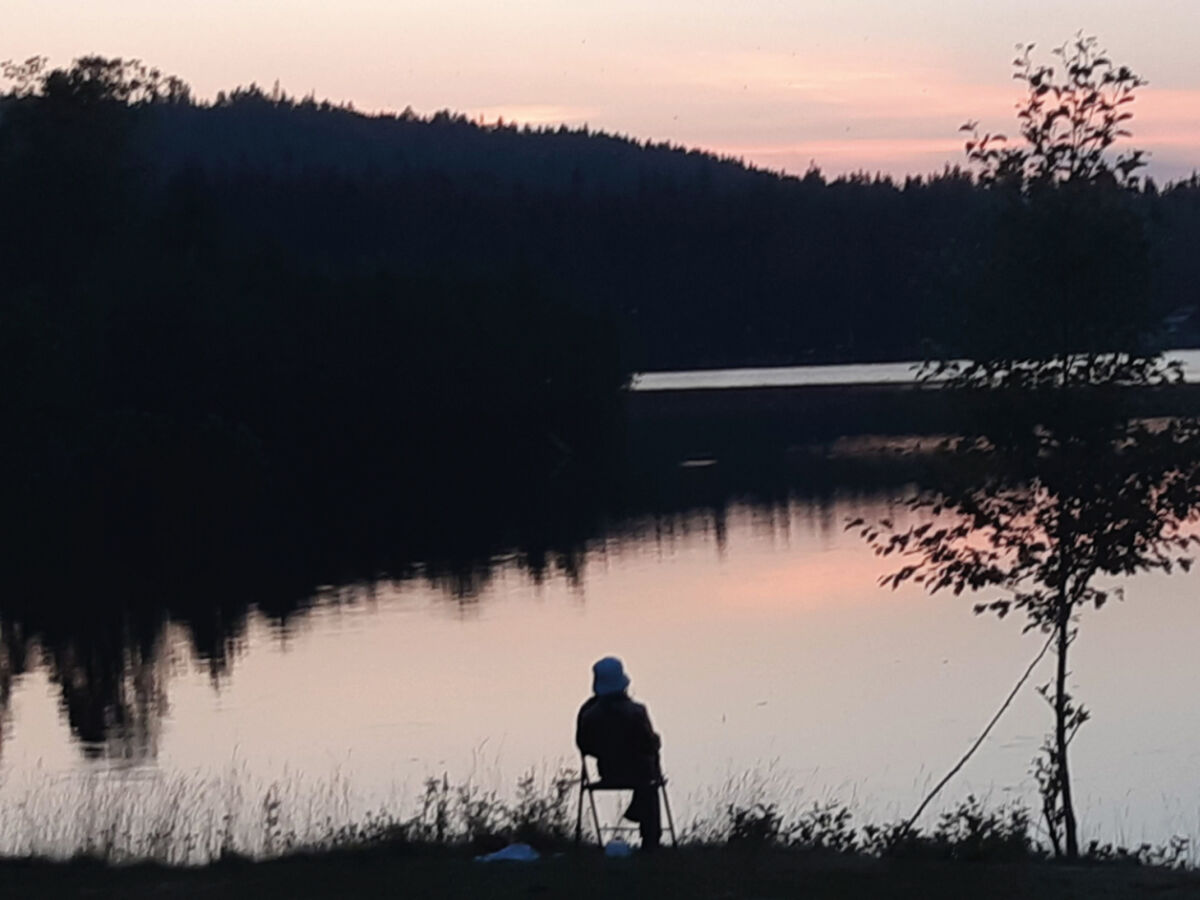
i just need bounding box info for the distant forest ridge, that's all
[148,84,784,192]
[145,87,1200,368]
[3,58,1200,375]
[136,79,1200,190]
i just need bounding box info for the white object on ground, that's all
[474,842,540,862]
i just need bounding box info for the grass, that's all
[0,765,582,864]
[1,768,1199,897]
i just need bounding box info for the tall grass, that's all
[0,764,1192,868]
[0,764,578,865]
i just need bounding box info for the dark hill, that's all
[142,97,777,196]
[4,61,1200,373]
[130,94,1200,370]
[123,92,992,370]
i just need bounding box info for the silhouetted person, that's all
[576,656,662,849]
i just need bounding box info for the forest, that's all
[113,92,1200,368]
[5,57,1200,374]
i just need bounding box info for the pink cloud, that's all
[469,104,594,127]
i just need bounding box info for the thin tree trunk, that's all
[1055,606,1079,859]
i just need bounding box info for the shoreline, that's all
[4,845,1200,899]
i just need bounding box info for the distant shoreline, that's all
[631,350,1200,392]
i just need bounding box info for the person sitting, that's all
[575,656,663,849]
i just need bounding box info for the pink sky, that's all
[5,0,1199,180]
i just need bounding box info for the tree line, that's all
[5,56,1200,381]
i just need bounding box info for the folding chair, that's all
[574,753,677,848]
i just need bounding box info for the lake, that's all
[2,368,1200,860]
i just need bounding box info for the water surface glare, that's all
[2,495,1199,855]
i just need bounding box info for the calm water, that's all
[3,485,1200,855]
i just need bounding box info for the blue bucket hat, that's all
[592,656,631,696]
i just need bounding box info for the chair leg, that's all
[588,788,604,847]
[575,774,585,846]
[660,782,678,847]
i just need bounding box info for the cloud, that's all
[469,104,594,127]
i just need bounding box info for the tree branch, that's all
[902,631,1055,833]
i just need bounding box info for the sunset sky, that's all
[7,0,1200,179]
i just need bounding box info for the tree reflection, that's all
[0,434,931,756]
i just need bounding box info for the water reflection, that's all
[0,439,912,758]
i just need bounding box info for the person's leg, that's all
[630,786,661,848]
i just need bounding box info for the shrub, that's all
[791,801,858,854]
[726,802,788,848]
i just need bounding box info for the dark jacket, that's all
[576,692,662,785]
